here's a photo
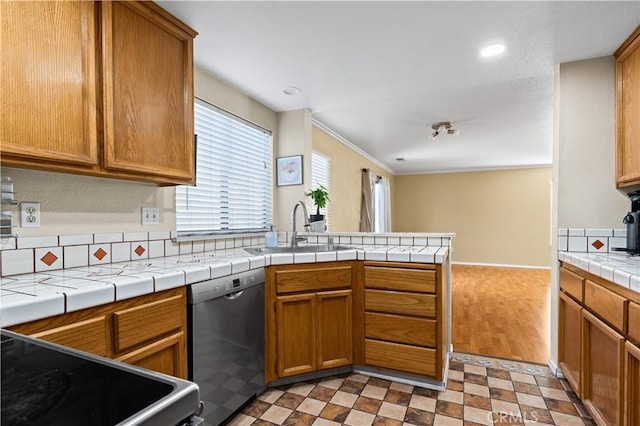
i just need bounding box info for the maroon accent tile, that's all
[339,379,366,395]
[487,368,512,380]
[372,415,403,426]
[489,388,518,403]
[404,407,435,424]
[534,376,564,390]
[308,386,337,402]
[40,251,58,267]
[242,399,272,417]
[383,389,411,405]
[519,405,554,425]
[93,248,107,260]
[319,403,350,423]
[134,245,145,256]
[275,392,305,409]
[592,239,604,250]
[447,379,464,392]
[513,381,542,396]
[353,396,383,414]
[435,400,463,419]
[283,410,317,425]
[412,387,439,398]
[464,372,489,386]
[544,397,578,416]
[464,393,492,410]
[368,377,392,388]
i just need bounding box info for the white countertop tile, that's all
[1,243,450,326]
[560,251,640,295]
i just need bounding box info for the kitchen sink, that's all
[244,244,354,255]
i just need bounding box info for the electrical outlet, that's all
[20,202,40,228]
[141,206,160,226]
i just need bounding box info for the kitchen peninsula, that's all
[0,231,454,392]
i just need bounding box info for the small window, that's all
[311,152,331,229]
[176,98,273,237]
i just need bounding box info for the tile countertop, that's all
[559,251,640,294]
[0,244,449,328]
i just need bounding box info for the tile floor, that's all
[227,354,595,425]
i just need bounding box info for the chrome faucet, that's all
[291,201,310,247]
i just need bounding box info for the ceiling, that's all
[157,1,640,175]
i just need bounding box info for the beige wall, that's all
[2,67,278,237]
[395,167,552,267]
[275,110,313,230]
[312,126,395,232]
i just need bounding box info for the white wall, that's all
[550,56,640,368]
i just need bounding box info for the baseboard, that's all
[547,359,563,378]
[452,261,551,270]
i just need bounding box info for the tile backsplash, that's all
[0,231,453,277]
[558,228,627,253]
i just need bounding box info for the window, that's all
[373,176,391,233]
[311,152,331,228]
[176,98,272,236]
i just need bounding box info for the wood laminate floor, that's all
[451,265,551,365]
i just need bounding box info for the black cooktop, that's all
[1,331,180,426]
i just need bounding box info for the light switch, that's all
[141,207,160,226]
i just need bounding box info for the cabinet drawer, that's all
[113,294,184,353]
[560,267,585,302]
[630,302,640,343]
[364,266,435,293]
[365,339,436,376]
[32,317,107,356]
[365,289,436,318]
[365,312,436,347]
[584,280,628,332]
[276,266,352,294]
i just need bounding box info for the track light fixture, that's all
[430,121,459,139]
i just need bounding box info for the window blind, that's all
[176,98,272,236]
[311,151,331,229]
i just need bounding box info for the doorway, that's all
[451,264,551,364]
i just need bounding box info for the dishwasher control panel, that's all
[188,268,265,304]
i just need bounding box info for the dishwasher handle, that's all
[224,290,244,300]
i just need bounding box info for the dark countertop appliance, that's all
[1,330,203,426]
[613,190,640,255]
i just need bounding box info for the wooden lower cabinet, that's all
[582,310,625,426]
[558,291,582,396]
[625,341,640,426]
[9,288,187,379]
[275,290,352,378]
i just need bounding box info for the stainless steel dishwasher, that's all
[187,268,265,426]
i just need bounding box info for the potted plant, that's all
[306,185,330,222]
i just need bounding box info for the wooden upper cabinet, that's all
[0,1,99,165]
[0,1,197,185]
[615,25,640,187]
[101,1,196,183]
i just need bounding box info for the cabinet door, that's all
[625,341,640,426]
[583,310,625,426]
[101,1,195,182]
[616,27,640,187]
[276,294,316,378]
[317,290,352,370]
[0,1,98,165]
[116,332,187,379]
[559,291,582,396]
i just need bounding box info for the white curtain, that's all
[380,176,392,232]
[359,169,376,232]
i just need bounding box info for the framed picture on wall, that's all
[276,155,303,186]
